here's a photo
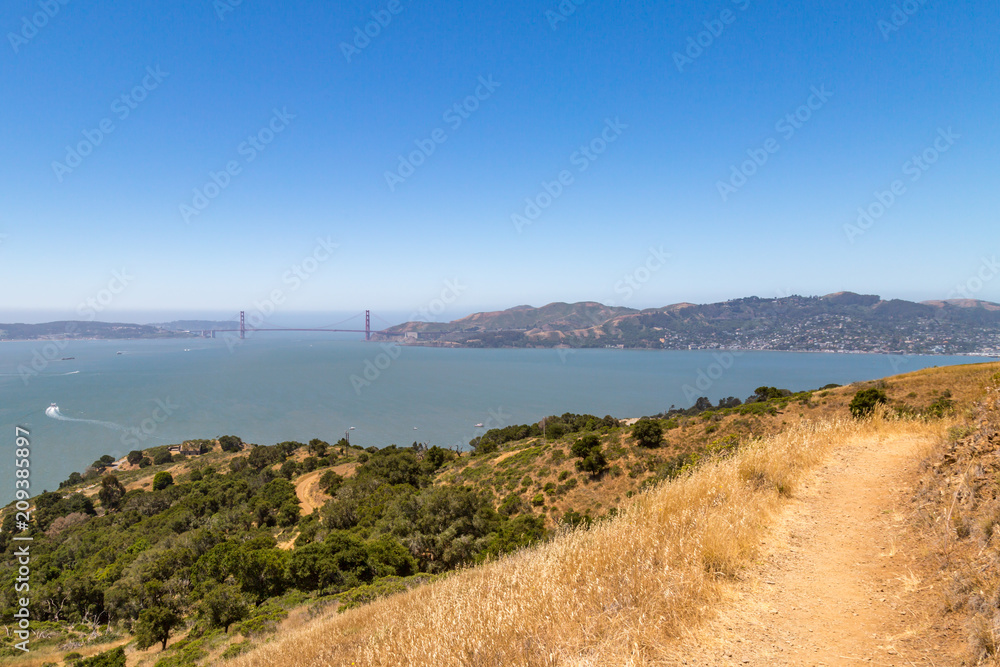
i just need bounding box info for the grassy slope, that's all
[11,362,997,666]
[221,361,1000,666]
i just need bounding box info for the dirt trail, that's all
[294,470,326,516]
[674,430,962,666]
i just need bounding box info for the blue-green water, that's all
[0,336,991,502]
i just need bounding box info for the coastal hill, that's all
[376,292,1000,354]
[0,320,237,341]
[4,362,1000,665]
[4,294,1000,354]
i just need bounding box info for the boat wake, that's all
[0,370,80,378]
[45,404,140,435]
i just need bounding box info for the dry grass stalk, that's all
[226,414,946,667]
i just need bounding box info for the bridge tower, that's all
[365,310,371,341]
[240,311,246,339]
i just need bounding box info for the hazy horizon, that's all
[3,289,1000,327]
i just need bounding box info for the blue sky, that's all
[1,0,997,324]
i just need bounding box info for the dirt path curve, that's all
[294,470,326,516]
[674,430,961,666]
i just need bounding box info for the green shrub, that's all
[221,642,253,660]
[74,646,126,666]
[632,419,663,448]
[152,472,173,491]
[849,388,888,418]
[571,434,601,458]
[152,449,173,465]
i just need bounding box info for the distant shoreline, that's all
[1,336,997,359]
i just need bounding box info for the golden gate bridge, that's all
[207,310,391,341]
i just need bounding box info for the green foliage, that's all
[576,448,608,477]
[152,450,173,466]
[632,418,663,448]
[218,435,243,452]
[221,641,253,659]
[498,493,527,516]
[849,388,889,418]
[250,478,299,527]
[308,438,329,457]
[423,445,456,470]
[354,446,429,487]
[479,515,546,560]
[152,472,174,491]
[151,635,209,667]
[569,432,608,477]
[127,450,144,465]
[235,601,288,637]
[319,470,343,495]
[72,646,126,667]
[59,471,85,489]
[925,390,955,418]
[247,444,287,470]
[134,605,181,651]
[198,583,248,633]
[337,574,438,612]
[561,509,592,529]
[91,454,116,470]
[748,386,791,403]
[570,434,601,458]
[471,414,617,454]
[98,475,126,511]
[33,490,96,531]
[139,457,152,468]
[278,460,299,480]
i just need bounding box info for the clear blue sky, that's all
[2,0,997,324]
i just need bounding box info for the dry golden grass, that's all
[225,413,946,667]
[905,373,1000,664]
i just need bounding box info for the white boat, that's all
[475,423,484,428]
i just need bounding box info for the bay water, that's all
[0,335,988,502]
